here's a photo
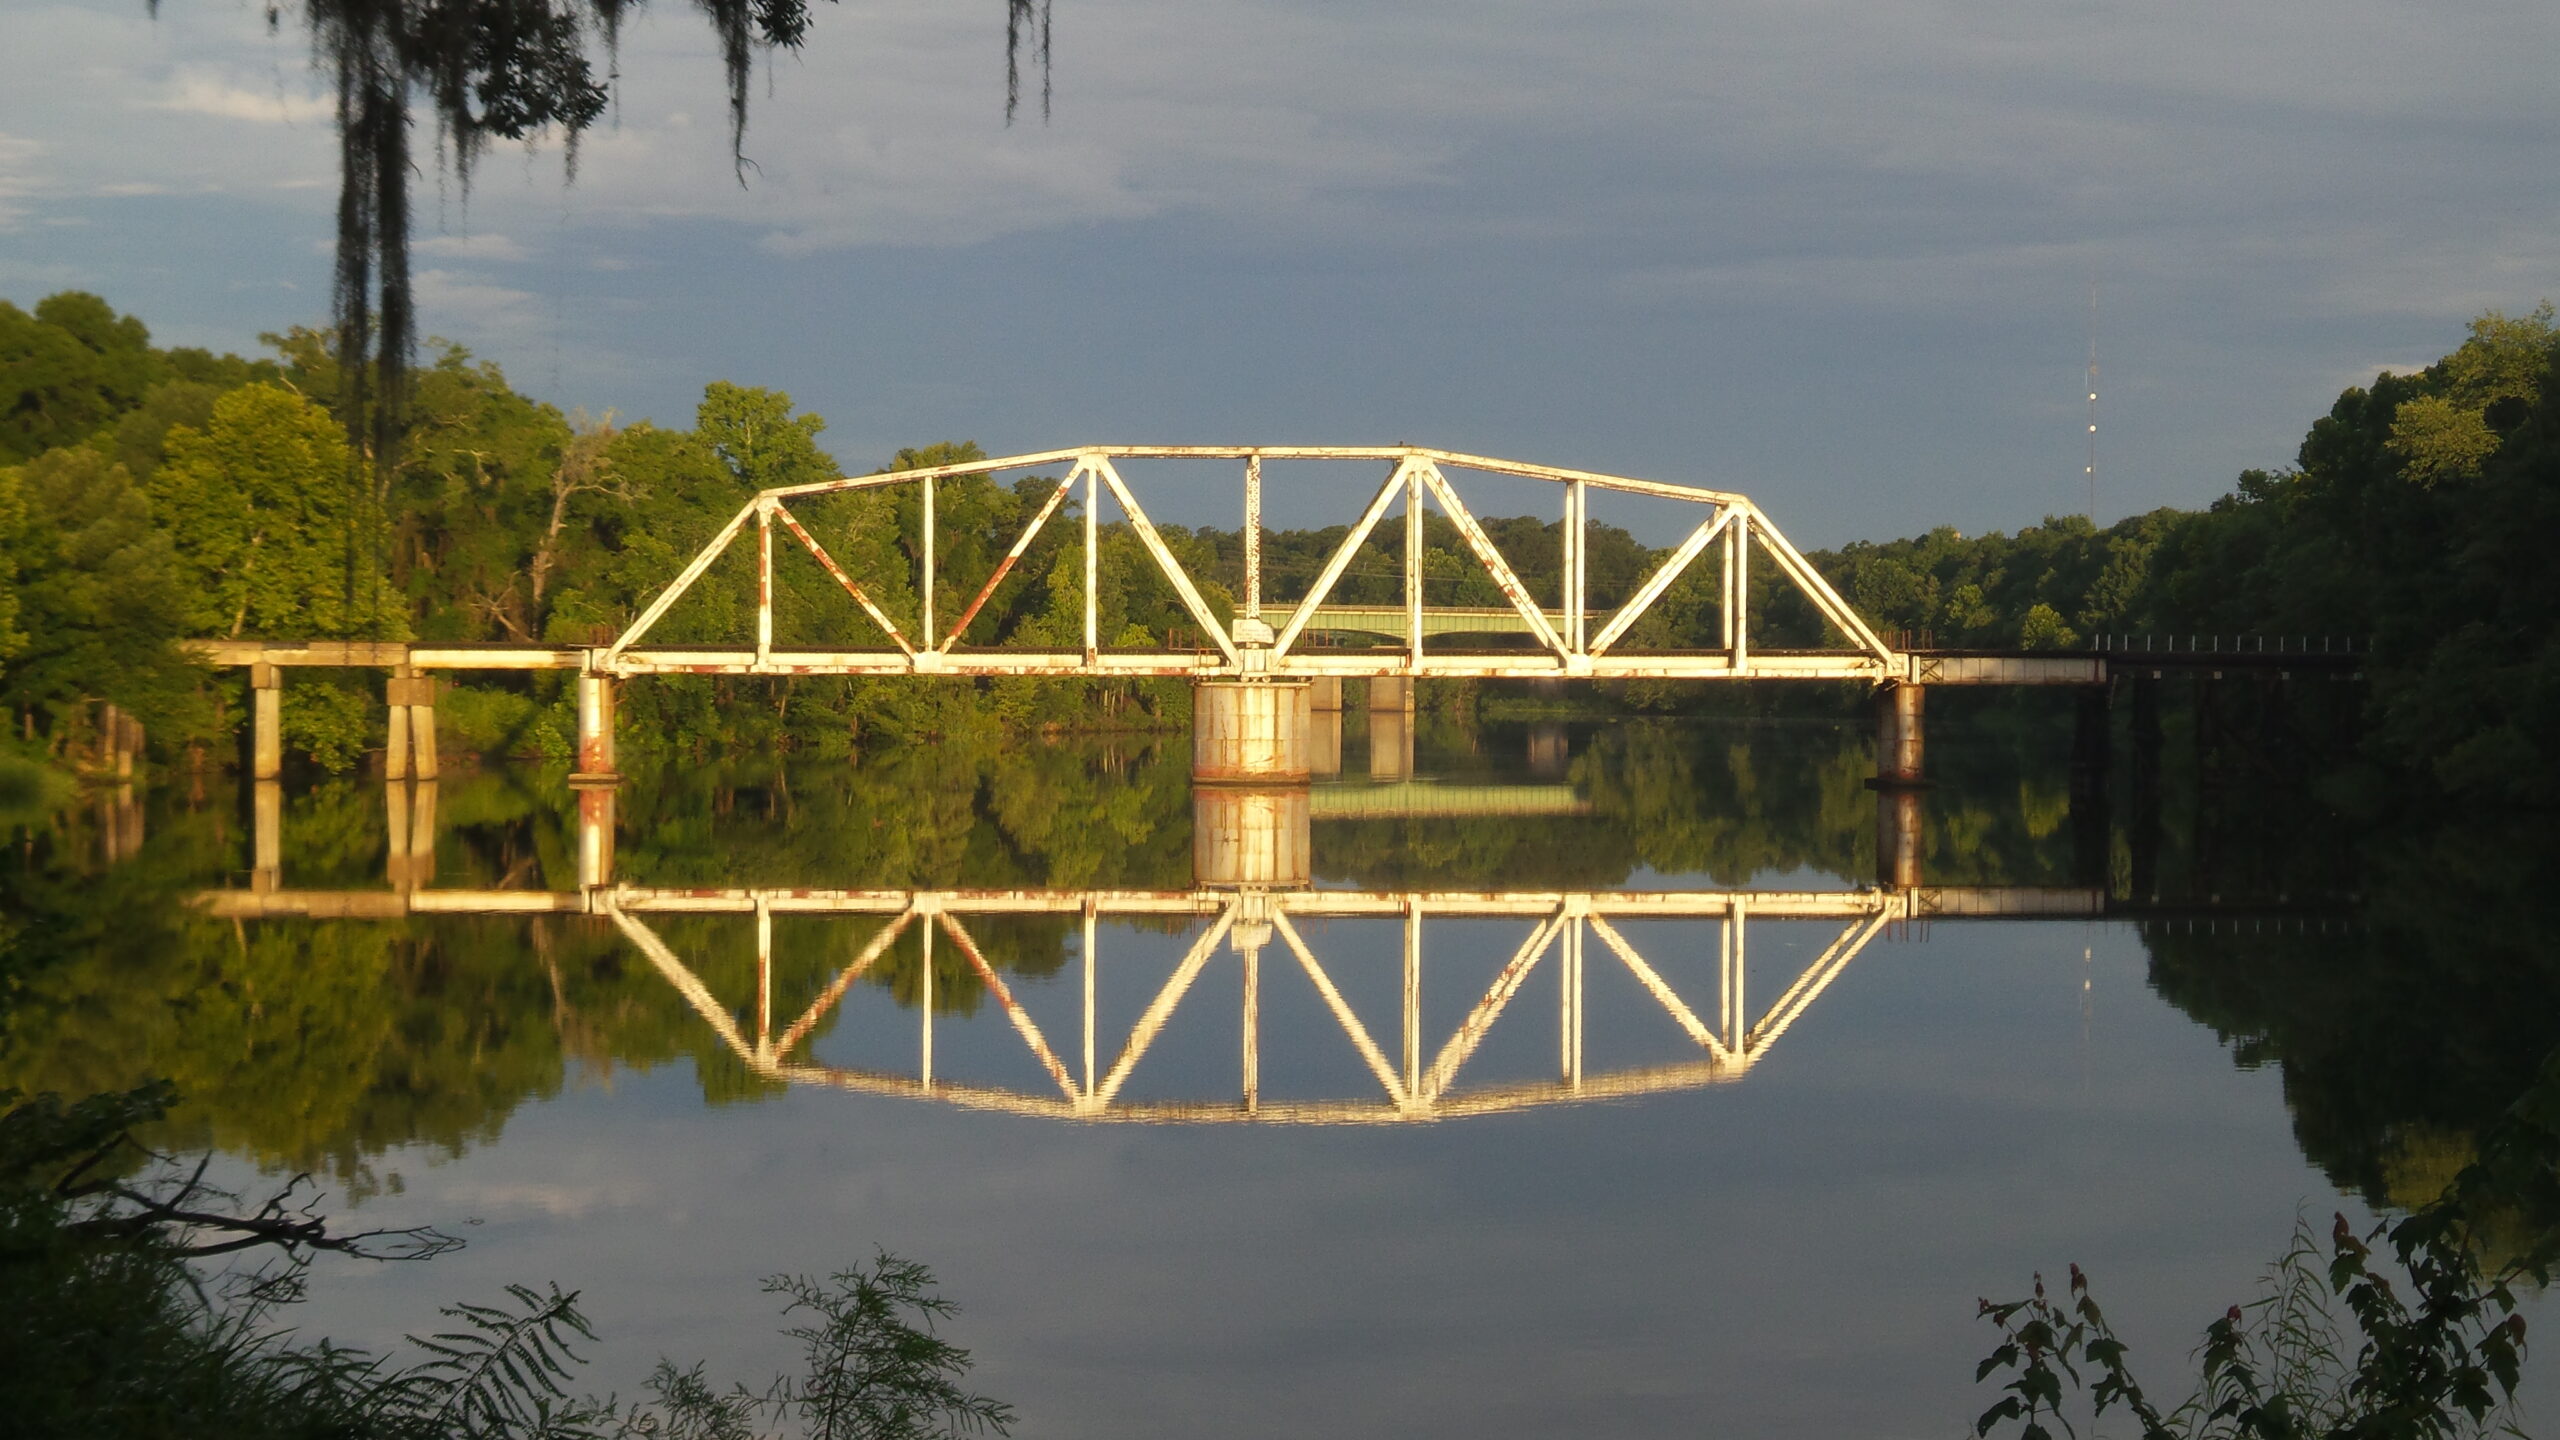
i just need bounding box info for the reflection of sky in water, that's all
[252,918,2441,1438]
[150,723,2550,1437]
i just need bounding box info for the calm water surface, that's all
[4,710,2548,1437]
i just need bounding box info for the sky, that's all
[3,0,2557,543]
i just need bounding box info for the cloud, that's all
[148,68,332,126]
[416,232,534,262]
[0,132,38,229]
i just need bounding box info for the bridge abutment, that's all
[1192,680,1312,784]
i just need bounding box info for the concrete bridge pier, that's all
[250,664,283,781]
[577,784,617,890]
[1528,722,1569,779]
[1192,786,1312,889]
[384,669,440,780]
[571,670,619,785]
[1367,675,1416,714]
[1367,706,1414,781]
[1192,680,1312,784]
[251,780,282,893]
[1308,676,1343,713]
[1876,786,1925,890]
[1872,682,1926,788]
[385,779,439,890]
[1311,707,1344,778]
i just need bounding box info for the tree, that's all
[151,383,406,641]
[200,0,1055,509]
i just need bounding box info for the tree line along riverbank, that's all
[4,293,2556,807]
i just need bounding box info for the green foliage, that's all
[154,381,405,641]
[1,1081,1013,1440]
[760,1257,1015,1439]
[1974,1209,2531,1439]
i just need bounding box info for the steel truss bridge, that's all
[201,880,2103,1125]
[190,446,2194,687]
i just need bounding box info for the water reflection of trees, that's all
[7,712,2539,1227]
[2144,820,2560,1252]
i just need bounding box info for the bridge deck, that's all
[185,639,2359,685]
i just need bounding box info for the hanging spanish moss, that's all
[155,0,1052,631]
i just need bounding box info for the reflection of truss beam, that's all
[584,886,1920,1125]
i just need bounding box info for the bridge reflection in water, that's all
[198,769,2120,1126]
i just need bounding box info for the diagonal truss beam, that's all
[1590,505,1737,658]
[1272,911,1409,1106]
[937,912,1080,1102]
[1585,913,1729,1062]
[1414,462,1570,661]
[1272,459,1422,661]
[941,467,1081,651]
[1091,457,1241,665]
[773,910,918,1058]
[769,500,916,657]
[1422,910,1567,1099]
[1094,906,1238,1106]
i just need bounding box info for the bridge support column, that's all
[251,779,282,893]
[250,664,283,780]
[1367,706,1413,781]
[577,784,617,891]
[1311,707,1343,779]
[385,779,439,890]
[1873,682,1925,788]
[1192,786,1311,889]
[1367,675,1416,714]
[572,670,619,785]
[1876,786,1924,890]
[1308,676,1342,712]
[384,670,439,780]
[1528,722,1568,779]
[1192,680,1312,784]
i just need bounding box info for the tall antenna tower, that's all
[2084,280,2099,521]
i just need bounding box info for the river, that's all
[2,702,2548,1437]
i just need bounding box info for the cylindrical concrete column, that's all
[409,779,437,887]
[1310,708,1343,779]
[1527,722,1568,779]
[385,704,412,781]
[1367,707,1413,781]
[572,671,619,784]
[1876,787,1924,890]
[410,700,438,780]
[1192,680,1312,784]
[251,664,283,780]
[385,780,413,887]
[577,784,617,890]
[1874,682,1925,788]
[1308,676,1343,712]
[251,779,283,892]
[1368,675,1416,713]
[1192,786,1311,889]
[388,673,440,781]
